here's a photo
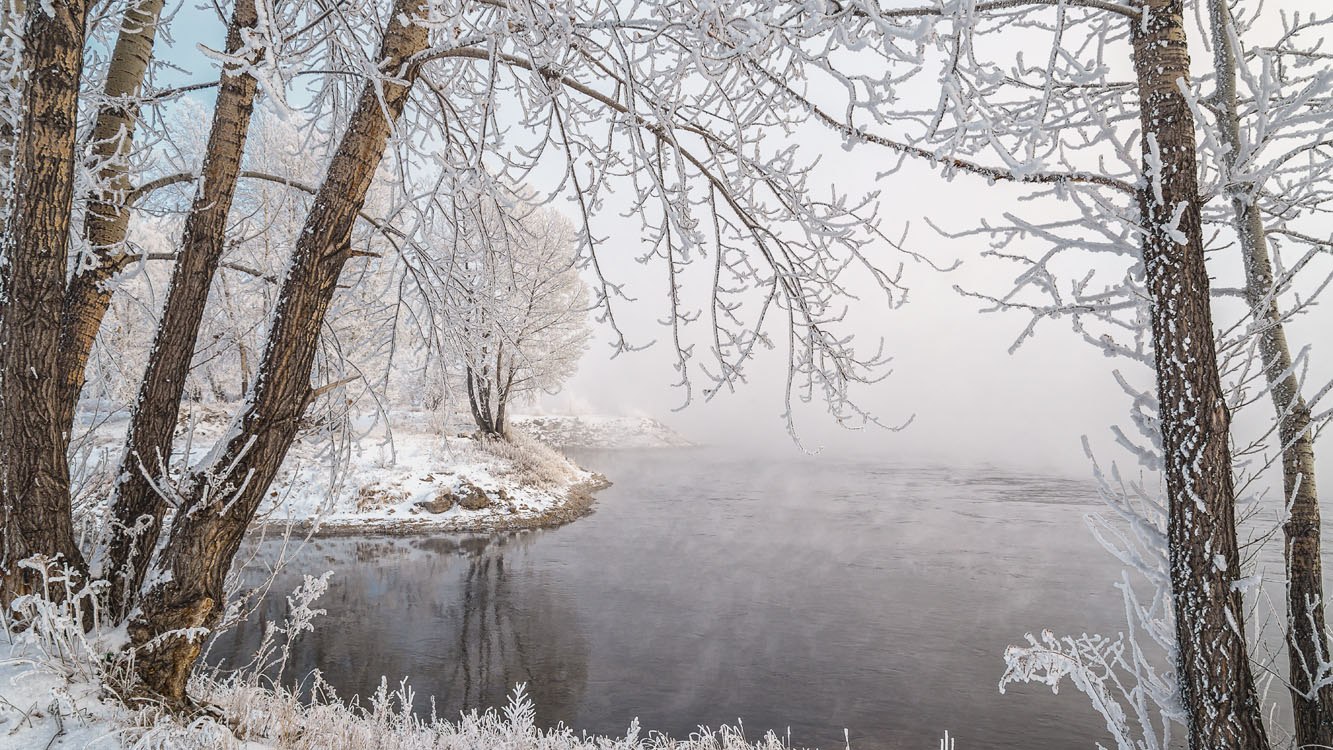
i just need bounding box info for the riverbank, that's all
[252,426,610,536]
[511,414,693,449]
[69,408,613,537]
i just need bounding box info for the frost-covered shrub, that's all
[2,557,127,688]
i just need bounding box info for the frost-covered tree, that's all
[0,0,910,704]
[440,202,590,439]
[758,0,1333,747]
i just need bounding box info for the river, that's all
[207,448,1205,749]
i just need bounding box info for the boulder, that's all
[414,487,455,514]
[456,482,491,510]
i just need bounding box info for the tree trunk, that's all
[495,358,515,440]
[56,0,167,430]
[104,0,260,619]
[0,0,89,601]
[128,0,428,702]
[1131,2,1269,747]
[1208,1,1333,744]
[0,0,25,237]
[465,365,495,435]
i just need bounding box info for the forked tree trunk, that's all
[105,0,260,618]
[1208,1,1333,743]
[464,359,510,439]
[56,0,167,429]
[128,0,428,702]
[1131,1,1269,747]
[0,0,89,601]
[465,364,497,435]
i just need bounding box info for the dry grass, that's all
[454,431,582,490]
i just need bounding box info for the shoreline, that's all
[251,473,612,538]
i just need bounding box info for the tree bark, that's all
[128,0,428,702]
[0,0,25,237]
[1208,1,1333,744]
[1131,2,1269,747]
[104,0,260,618]
[465,364,495,435]
[0,0,89,601]
[56,0,167,429]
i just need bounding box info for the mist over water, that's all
[207,447,1173,749]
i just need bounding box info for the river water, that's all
[207,448,1196,749]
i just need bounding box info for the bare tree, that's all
[104,0,261,618]
[0,0,92,600]
[1208,2,1333,743]
[57,0,170,429]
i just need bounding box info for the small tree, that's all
[444,202,590,439]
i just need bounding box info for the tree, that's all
[1207,2,1333,742]
[2,0,909,704]
[105,0,261,619]
[0,0,89,600]
[755,0,1333,745]
[441,202,590,438]
[1128,5,1268,745]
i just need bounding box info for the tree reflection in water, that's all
[206,531,589,728]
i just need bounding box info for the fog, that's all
[547,144,1333,490]
[545,160,1136,475]
[153,0,1333,485]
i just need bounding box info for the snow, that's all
[252,417,608,535]
[71,409,611,537]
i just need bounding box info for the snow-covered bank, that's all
[511,415,693,449]
[254,426,609,535]
[70,408,610,538]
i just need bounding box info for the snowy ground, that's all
[254,426,608,535]
[69,407,609,537]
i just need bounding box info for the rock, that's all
[414,487,455,514]
[456,482,491,511]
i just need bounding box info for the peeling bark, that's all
[1131,1,1269,747]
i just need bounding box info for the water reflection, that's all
[208,531,588,728]
[208,449,1192,749]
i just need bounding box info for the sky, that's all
[146,0,1333,483]
[545,159,1147,476]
